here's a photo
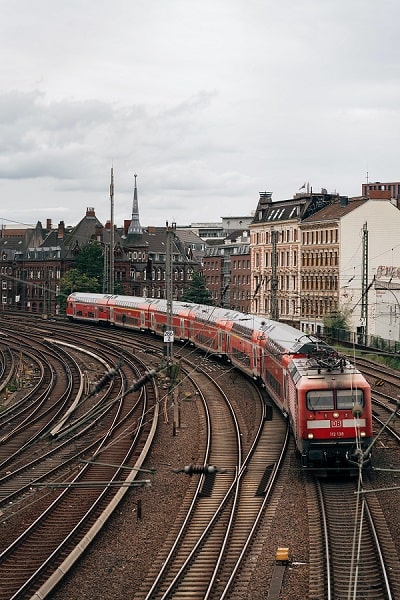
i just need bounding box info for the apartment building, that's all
[250,188,400,337]
[249,189,344,330]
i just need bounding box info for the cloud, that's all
[1,0,400,228]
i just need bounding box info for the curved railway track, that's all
[3,315,400,598]
[0,325,161,600]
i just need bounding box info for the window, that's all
[337,389,364,409]
[307,390,334,410]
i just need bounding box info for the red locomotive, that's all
[67,292,373,472]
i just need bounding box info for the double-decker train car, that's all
[66,292,373,472]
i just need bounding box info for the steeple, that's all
[128,173,142,235]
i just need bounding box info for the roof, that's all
[0,221,46,258]
[300,198,367,224]
[250,192,349,226]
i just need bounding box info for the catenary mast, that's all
[109,167,115,295]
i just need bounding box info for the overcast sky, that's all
[1,0,399,229]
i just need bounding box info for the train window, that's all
[307,390,334,410]
[336,389,364,409]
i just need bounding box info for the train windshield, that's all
[336,389,364,409]
[307,390,334,410]
[307,389,364,411]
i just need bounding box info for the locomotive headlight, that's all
[333,412,339,418]
[360,431,366,437]
[307,433,314,439]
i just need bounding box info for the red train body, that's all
[67,292,373,472]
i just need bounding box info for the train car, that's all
[66,292,373,472]
[185,304,224,356]
[145,299,192,341]
[257,325,332,408]
[108,295,151,331]
[282,352,372,471]
[66,292,112,324]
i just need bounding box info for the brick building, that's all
[203,230,251,310]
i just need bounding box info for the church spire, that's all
[128,173,142,234]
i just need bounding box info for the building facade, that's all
[362,180,400,207]
[203,230,251,310]
[249,190,346,330]
[1,207,202,314]
[250,192,400,337]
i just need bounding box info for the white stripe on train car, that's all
[343,418,366,427]
[307,418,366,429]
[307,420,330,429]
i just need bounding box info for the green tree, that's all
[323,308,351,343]
[75,242,104,282]
[181,272,213,305]
[75,242,125,295]
[57,269,100,313]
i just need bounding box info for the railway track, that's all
[134,357,289,599]
[0,326,162,599]
[303,354,400,600]
[317,477,400,599]
[3,315,400,598]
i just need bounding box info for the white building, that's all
[301,197,400,338]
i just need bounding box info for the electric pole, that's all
[165,222,176,362]
[270,228,279,321]
[109,167,115,295]
[361,222,368,339]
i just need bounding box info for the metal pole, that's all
[165,222,176,362]
[271,228,279,321]
[361,222,368,339]
[109,167,115,295]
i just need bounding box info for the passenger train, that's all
[66,292,373,472]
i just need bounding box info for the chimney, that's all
[259,191,273,204]
[124,219,131,235]
[57,221,65,239]
[95,224,103,241]
[46,218,52,230]
[340,197,349,207]
[86,207,96,218]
